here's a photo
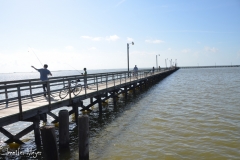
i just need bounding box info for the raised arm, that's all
[31,66,37,71]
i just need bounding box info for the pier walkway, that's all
[0,68,178,145]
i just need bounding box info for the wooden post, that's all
[40,125,59,160]
[29,80,33,99]
[98,96,102,115]
[113,91,116,107]
[59,110,69,149]
[73,102,79,125]
[106,73,108,89]
[90,97,93,104]
[124,87,127,99]
[68,80,72,100]
[17,86,23,120]
[78,115,89,160]
[47,81,51,111]
[133,84,136,94]
[33,116,41,146]
[4,83,8,107]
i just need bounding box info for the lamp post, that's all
[165,58,168,69]
[127,42,134,77]
[156,54,160,71]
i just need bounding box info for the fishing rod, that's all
[28,47,43,67]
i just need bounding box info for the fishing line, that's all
[28,46,43,66]
[63,62,82,74]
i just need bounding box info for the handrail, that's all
[0,69,170,112]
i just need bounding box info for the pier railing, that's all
[179,65,240,69]
[0,68,167,111]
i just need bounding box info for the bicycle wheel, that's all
[73,84,82,96]
[59,87,69,99]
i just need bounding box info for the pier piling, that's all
[40,125,59,160]
[59,109,69,149]
[78,115,89,160]
[33,115,41,146]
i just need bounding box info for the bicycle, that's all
[59,79,82,99]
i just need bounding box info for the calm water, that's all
[0,68,240,159]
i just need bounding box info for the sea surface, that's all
[0,67,240,159]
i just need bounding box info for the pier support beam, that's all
[40,125,59,160]
[73,102,80,125]
[113,91,117,107]
[33,115,41,146]
[133,84,136,94]
[59,110,69,149]
[140,82,143,91]
[90,97,93,104]
[98,96,102,115]
[78,115,89,160]
[124,87,128,99]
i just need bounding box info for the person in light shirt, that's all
[31,64,52,97]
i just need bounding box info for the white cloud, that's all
[168,48,171,51]
[81,35,119,41]
[106,35,119,41]
[127,37,134,42]
[89,47,97,50]
[92,37,102,41]
[81,36,91,39]
[181,49,191,53]
[145,39,164,44]
[65,46,74,50]
[204,46,218,53]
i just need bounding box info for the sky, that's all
[0,0,240,73]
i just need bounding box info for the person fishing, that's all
[81,68,88,89]
[31,64,52,97]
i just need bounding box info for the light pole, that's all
[165,58,168,69]
[127,42,134,77]
[156,54,160,71]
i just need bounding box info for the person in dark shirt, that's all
[81,68,88,88]
[31,64,52,97]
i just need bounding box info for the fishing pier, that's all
[0,67,178,158]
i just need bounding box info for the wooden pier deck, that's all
[0,68,178,145]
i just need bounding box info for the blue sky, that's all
[0,0,240,73]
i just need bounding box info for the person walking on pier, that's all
[152,66,155,74]
[133,65,138,78]
[81,68,88,89]
[31,64,52,97]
